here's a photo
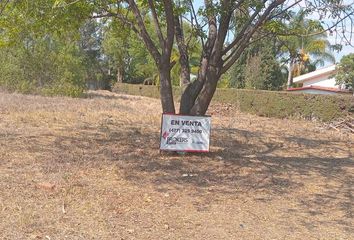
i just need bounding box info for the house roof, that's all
[293,65,336,83]
[287,85,350,93]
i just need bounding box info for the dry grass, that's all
[0,90,353,240]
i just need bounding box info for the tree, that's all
[0,32,87,96]
[103,17,158,84]
[336,53,354,92]
[277,10,336,88]
[229,37,286,90]
[79,19,112,90]
[0,1,98,96]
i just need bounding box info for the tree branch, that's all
[268,0,302,20]
[215,0,233,54]
[148,0,165,47]
[221,0,286,74]
[175,13,191,85]
[188,0,205,47]
[127,0,161,63]
[91,12,139,35]
[0,0,10,16]
[222,0,266,55]
[198,0,217,80]
[162,0,175,56]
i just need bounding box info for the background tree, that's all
[79,19,112,90]
[0,0,91,96]
[336,53,354,92]
[102,19,156,84]
[277,10,336,88]
[229,37,286,90]
[0,34,87,96]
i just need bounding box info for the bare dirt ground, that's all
[0,90,353,240]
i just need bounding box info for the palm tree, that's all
[279,10,335,88]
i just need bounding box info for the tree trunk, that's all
[174,14,190,87]
[189,66,219,116]
[179,41,216,115]
[159,64,175,114]
[179,61,208,115]
[179,80,202,114]
[116,66,124,83]
[287,60,294,89]
[180,56,220,116]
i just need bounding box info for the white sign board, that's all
[160,114,211,152]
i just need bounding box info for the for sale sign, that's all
[160,114,211,152]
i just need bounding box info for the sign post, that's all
[160,114,211,152]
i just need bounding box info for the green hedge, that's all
[113,83,353,122]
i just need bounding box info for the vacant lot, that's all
[0,91,353,240]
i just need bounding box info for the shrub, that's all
[113,83,353,122]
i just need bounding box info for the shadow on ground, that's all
[21,122,353,231]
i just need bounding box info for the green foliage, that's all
[231,9,336,90]
[79,20,112,90]
[229,53,247,89]
[114,83,353,122]
[0,37,86,97]
[102,14,202,86]
[230,38,286,90]
[217,90,352,122]
[0,0,91,46]
[264,20,286,33]
[0,0,91,96]
[336,53,354,90]
[102,18,157,84]
[278,10,335,78]
[217,70,231,88]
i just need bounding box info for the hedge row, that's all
[113,83,353,122]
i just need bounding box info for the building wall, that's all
[301,74,338,88]
[292,89,338,95]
